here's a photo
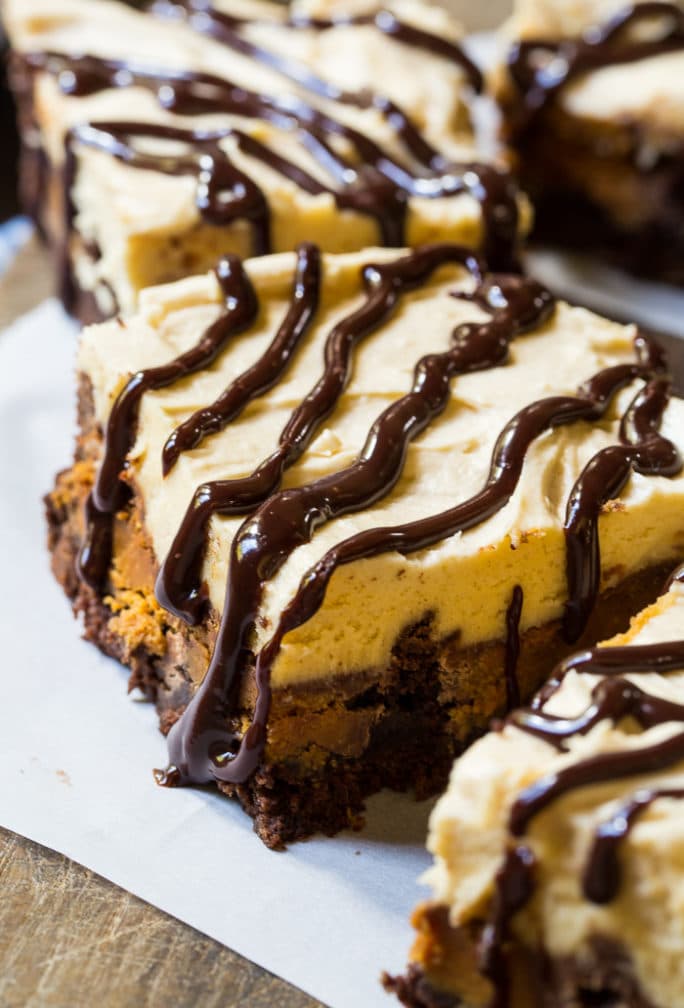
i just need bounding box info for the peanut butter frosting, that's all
[424,570,684,1006]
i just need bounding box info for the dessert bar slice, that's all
[46,243,684,846]
[386,565,684,1008]
[5,0,525,321]
[496,0,684,283]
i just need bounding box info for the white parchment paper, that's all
[1,256,683,1008]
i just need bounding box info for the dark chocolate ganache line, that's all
[285,7,483,93]
[160,240,322,478]
[563,372,681,642]
[584,786,684,903]
[159,256,556,782]
[478,844,536,1008]
[511,675,684,750]
[507,2,684,138]
[533,640,684,710]
[504,585,523,711]
[510,728,684,836]
[667,562,684,588]
[78,254,259,589]
[156,244,489,623]
[151,0,484,98]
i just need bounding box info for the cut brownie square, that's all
[46,242,684,846]
[386,565,684,1008]
[4,0,526,321]
[496,0,684,283]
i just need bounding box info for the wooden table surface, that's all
[0,238,324,1008]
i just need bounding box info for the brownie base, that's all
[384,907,659,1008]
[44,380,681,847]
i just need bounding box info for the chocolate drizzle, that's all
[504,585,523,711]
[512,674,684,750]
[510,728,684,837]
[563,372,681,642]
[22,0,520,281]
[478,845,536,1008]
[507,2,684,138]
[151,0,484,96]
[584,786,684,903]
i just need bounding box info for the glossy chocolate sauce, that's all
[511,673,684,750]
[507,2,684,137]
[504,585,523,711]
[584,786,684,903]
[510,729,684,836]
[478,844,536,1008]
[563,373,680,641]
[151,0,484,96]
[285,7,483,92]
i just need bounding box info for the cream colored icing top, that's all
[425,576,684,1008]
[78,247,684,688]
[506,0,684,134]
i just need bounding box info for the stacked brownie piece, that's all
[5,0,524,320]
[496,0,684,282]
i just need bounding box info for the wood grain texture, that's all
[0,827,325,1008]
[0,244,324,1008]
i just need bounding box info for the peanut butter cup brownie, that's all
[46,243,684,846]
[386,566,684,1008]
[496,0,684,283]
[4,0,526,321]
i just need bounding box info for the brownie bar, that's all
[45,243,684,846]
[496,1,684,283]
[5,0,525,320]
[386,568,684,1008]
[46,388,679,846]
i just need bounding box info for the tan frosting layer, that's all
[5,0,518,314]
[505,0,684,135]
[424,577,684,1008]
[78,247,684,688]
